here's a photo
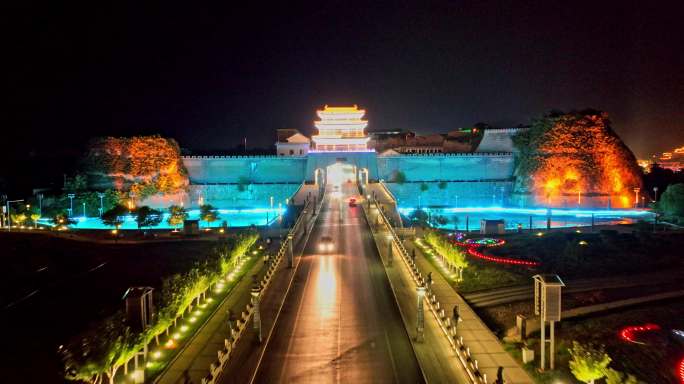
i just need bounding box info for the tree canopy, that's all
[135,206,162,229]
[101,205,128,228]
[167,205,188,228]
[568,341,611,383]
[656,183,684,220]
[199,204,219,226]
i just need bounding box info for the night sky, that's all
[4,0,684,164]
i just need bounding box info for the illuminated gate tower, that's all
[311,105,371,152]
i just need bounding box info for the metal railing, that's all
[200,191,324,384]
[368,198,489,384]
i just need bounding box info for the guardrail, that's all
[369,198,489,384]
[199,191,324,384]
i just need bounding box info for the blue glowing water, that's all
[39,208,285,230]
[398,206,655,230]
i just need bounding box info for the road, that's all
[252,182,424,384]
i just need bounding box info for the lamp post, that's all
[5,199,24,231]
[577,190,581,206]
[38,193,43,216]
[653,186,658,202]
[251,276,262,343]
[97,192,105,216]
[82,202,86,218]
[287,233,294,268]
[67,193,75,217]
[416,285,426,342]
[633,187,640,209]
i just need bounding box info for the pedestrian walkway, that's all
[156,248,273,384]
[366,208,470,383]
[407,240,535,384]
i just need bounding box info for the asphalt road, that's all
[252,182,424,384]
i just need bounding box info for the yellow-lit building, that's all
[311,105,371,152]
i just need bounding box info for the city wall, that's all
[183,153,515,184]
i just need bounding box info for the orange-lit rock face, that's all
[85,135,189,197]
[518,112,642,208]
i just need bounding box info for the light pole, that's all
[82,202,86,218]
[67,193,75,217]
[416,285,426,342]
[251,276,262,343]
[653,186,658,202]
[633,187,640,209]
[5,199,24,231]
[38,193,44,216]
[97,192,105,216]
[577,190,581,206]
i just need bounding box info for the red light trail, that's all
[451,236,540,267]
[618,323,661,344]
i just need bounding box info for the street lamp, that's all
[38,193,43,216]
[97,192,105,216]
[82,202,86,218]
[633,187,640,209]
[5,199,24,231]
[67,193,75,217]
[577,190,581,206]
[653,186,658,202]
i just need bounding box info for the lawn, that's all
[507,299,684,384]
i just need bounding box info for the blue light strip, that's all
[397,206,654,218]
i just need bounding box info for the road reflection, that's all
[314,254,338,320]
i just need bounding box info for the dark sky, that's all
[4,0,684,160]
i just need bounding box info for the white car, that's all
[318,236,334,253]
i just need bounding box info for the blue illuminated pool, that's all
[40,208,285,230]
[398,207,655,230]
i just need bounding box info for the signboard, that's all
[543,285,562,321]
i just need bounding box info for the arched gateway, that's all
[305,105,378,184]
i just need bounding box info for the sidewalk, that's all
[156,248,273,384]
[407,240,534,384]
[366,206,470,383]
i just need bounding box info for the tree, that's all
[604,368,638,384]
[167,205,188,228]
[10,212,27,227]
[420,182,429,192]
[409,208,429,227]
[237,176,250,192]
[30,212,41,228]
[394,171,407,184]
[199,204,219,227]
[656,183,684,220]
[135,206,162,229]
[64,174,88,192]
[101,205,128,228]
[424,229,468,280]
[438,181,447,189]
[51,211,76,226]
[568,341,611,384]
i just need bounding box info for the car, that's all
[318,236,334,252]
[348,198,357,207]
[333,185,340,191]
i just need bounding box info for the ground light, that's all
[134,250,259,381]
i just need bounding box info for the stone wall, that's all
[182,152,516,186]
[182,156,307,184]
[376,154,515,182]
